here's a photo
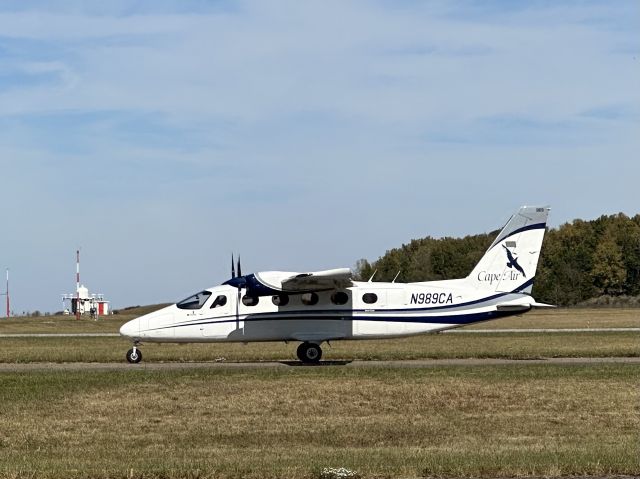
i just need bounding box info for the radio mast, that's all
[5,269,8,318]
[76,250,80,320]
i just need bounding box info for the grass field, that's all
[0,307,638,335]
[0,363,637,479]
[0,331,637,363]
[466,307,640,329]
[0,308,637,478]
[0,305,166,334]
[0,307,637,363]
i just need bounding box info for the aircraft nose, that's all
[119,318,140,338]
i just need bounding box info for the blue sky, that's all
[0,0,638,313]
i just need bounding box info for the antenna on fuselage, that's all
[367,270,377,282]
[392,270,401,283]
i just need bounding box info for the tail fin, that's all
[467,206,550,294]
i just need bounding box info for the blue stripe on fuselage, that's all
[144,279,536,333]
[145,307,526,334]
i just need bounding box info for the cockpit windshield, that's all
[177,290,212,310]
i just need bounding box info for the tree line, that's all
[354,213,640,306]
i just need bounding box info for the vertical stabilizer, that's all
[467,206,550,294]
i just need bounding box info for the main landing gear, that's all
[124,342,324,364]
[296,342,322,364]
[126,343,142,364]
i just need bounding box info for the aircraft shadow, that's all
[279,360,352,367]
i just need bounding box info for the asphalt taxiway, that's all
[0,356,637,372]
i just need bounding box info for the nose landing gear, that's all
[296,342,322,363]
[126,343,142,364]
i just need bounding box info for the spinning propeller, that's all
[231,254,236,279]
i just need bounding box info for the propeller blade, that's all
[236,281,241,328]
[231,253,236,279]
[237,255,242,277]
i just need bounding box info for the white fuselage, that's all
[120,279,534,344]
[119,206,551,362]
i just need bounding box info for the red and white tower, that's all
[62,249,109,319]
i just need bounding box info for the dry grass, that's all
[0,331,637,363]
[0,364,637,478]
[0,308,638,335]
[0,305,167,334]
[1,307,637,364]
[466,307,640,329]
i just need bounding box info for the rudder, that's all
[467,206,550,293]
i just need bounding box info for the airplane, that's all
[120,206,552,364]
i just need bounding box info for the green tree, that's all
[591,236,627,295]
[355,211,639,306]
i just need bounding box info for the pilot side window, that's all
[301,292,319,306]
[362,293,378,304]
[242,295,259,307]
[177,291,212,310]
[211,295,227,308]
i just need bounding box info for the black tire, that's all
[126,348,142,364]
[296,342,322,363]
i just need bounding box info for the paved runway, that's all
[0,356,637,372]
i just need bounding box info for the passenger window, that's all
[331,291,349,305]
[242,295,259,307]
[362,293,378,304]
[177,291,212,310]
[301,292,319,306]
[211,295,227,308]
[272,294,289,306]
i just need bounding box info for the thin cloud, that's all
[0,0,638,312]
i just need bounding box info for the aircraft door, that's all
[355,289,387,336]
[222,289,250,339]
[202,292,234,338]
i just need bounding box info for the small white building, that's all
[62,285,110,317]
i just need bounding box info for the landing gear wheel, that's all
[126,347,142,364]
[297,342,322,364]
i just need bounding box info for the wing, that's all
[495,300,556,312]
[281,268,353,291]
[244,268,354,296]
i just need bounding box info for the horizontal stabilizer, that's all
[496,300,556,312]
[530,302,556,308]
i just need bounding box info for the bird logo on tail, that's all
[503,244,526,278]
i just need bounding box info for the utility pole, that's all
[76,250,80,320]
[1,269,8,318]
